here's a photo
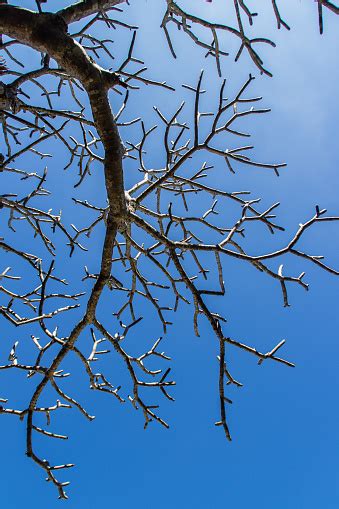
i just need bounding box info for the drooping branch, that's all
[162,0,339,75]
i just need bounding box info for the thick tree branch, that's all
[58,0,126,25]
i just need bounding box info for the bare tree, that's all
[0,0,338,499]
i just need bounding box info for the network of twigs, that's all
[0,0,338,499]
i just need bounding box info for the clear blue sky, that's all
[1,1,339,507]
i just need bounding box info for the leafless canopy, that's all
[0,0,338,499]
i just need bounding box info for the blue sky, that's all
[1,1,339,507]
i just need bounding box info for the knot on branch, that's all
[0,82,19,113]
[102,70,127,90]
